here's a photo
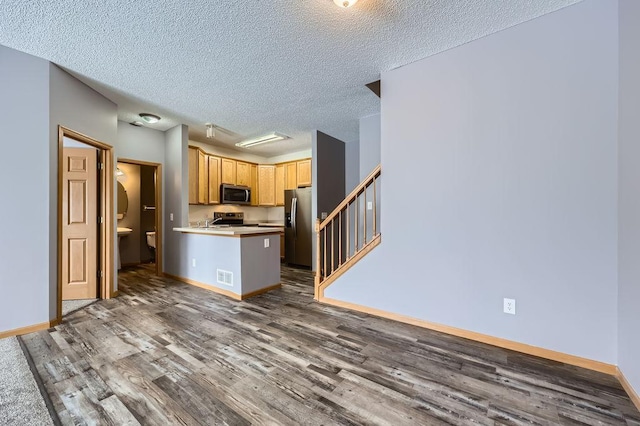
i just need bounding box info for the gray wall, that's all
[49,64,118,302]
[0,46,51,331]
[164,125,189,276]
[617,0,640,397]
[326,0,619,364]
[359,113,381,179]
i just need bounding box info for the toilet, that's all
[146,231,156,263]
[146,231,156,249]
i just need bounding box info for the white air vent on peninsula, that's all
[217,269,233,286]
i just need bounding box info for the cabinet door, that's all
[297,159,312,187]
[188,147,198,204]
[250,164,259,206]
[236,161,251,187]
[285,162,297,190]
[275,164,285,206]
[208,156,221,204]
[258,165,276,206]
[198,150,208,204]
[221,158,236,185]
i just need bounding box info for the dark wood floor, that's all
[22,266,640,425]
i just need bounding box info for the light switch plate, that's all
[264,238,269,248]
[367,201,373,210]
[321,212,328,219]
[192,258,196,267]
[170,213,174,221]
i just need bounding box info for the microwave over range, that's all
[221,184,251,205]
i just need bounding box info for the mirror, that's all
[117,182,128,217]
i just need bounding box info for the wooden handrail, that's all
[319,164,381,228]
[315,165,382,296]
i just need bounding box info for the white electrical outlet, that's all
[170,213,174,221]
[367,201,373,210]
[264,238,269,248]
[192,258,196,267]
[321,212,328,219]
[503,298,516,315]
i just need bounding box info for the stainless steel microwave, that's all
[221,184,251,205]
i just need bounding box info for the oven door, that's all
[221,185,251,205]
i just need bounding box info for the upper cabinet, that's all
[297,159,312,187]
[275,164,285,206]
[188,147,208,205]
[236,161,251,187]
[258,165,276,206]
[285,162,297,190]
[221,158,236,185]
[208,155,221,204]
[250,164,259,206]
[189,145,311,207]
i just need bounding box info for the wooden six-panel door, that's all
[62,147,98,300]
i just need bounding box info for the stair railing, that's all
[315,165,381,299]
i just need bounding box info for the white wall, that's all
[327,0,619,364]
[0,46,51,332]
[359,113,380,180]
[617,0,640,398]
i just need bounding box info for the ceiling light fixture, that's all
[130,121,144,127]
[235,132,290,148]
[116,168,124,176]
[139,113,161,124]
[206,123,215,139]
[333,0,358,7]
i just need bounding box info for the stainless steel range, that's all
[213,212,244,225]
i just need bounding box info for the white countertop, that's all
[257,222,285,227]
[174,226,283,236]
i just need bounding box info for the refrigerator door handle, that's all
[292,197,297,237]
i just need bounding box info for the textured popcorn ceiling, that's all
[0,0,580,156]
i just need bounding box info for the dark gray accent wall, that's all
[618,0,640,397]
[0,45,51,331]
[315,131,346,219]
[163,124,189,276]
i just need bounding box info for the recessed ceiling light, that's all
[333,0,358,7]
[130,121,144,127]
[139,113,161,124]
[236,132,290,148]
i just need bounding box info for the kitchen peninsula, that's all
[171,226,282,300]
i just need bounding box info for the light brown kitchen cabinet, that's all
[236,161,251,187]
[198,151,208,204]
[258,165,276,206]
[221,158,236,185]
[285,162,297,190]
[297,159,312,187]
[275,164,285,206]
[207,155,221,204]
[250,164,259,206]
[188,147,208,204]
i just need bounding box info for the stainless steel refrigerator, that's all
[285,188,312,267]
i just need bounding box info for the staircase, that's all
[315,165,381,300]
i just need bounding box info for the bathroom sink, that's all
[117,227,133,236]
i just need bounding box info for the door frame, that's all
[117,158,163,276]
[57,126,114,324]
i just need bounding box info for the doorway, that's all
[116,159,162,276]
[57,126,114,324]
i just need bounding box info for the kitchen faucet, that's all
[206,217,223,227]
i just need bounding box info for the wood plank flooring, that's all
[22,265,640,425]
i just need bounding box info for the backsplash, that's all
[189,205,284,225]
